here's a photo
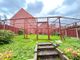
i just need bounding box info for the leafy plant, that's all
[18,29,24,35]
[0,35,80,60]
[53,32,60,36]
[0,30,14,44]
[0,50,12,60]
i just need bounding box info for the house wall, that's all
[10,8,37,34]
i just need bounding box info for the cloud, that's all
[25,0,36,4]
[39,0,64,15]
[0,0,64,18]
[33,0,64,17]
[0,0,25,9]
[0,0,80,19]
[48,0,80,18]
[0,0,26,18]
[63,0,75,5]
[55,2,78,15]
[0,12,4,16]
[27,1,43,15]
[25,0,64,17]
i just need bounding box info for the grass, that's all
[0,35,55,60]
[0,34,80,60]
[59,37,80,50]
[58,37,80,59]
[28,34,60,40]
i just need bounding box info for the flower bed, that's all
[64,48,80,60]
[0,50,12,60]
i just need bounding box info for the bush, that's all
[18,29,23,35]
[0,30,14,44]
[54,32,60,36]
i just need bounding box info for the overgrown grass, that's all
[0,35,54,60]
[59,37,80,50]
[0,34,80,60]
[58,37,80,59]
[0,35,35,60]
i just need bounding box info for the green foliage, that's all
[0,35,51,60]
[53,32,60,36]
[58,37,80,60]
[18,29,24,35]
[73,56,80,60]
[0,30,14,44]
[0,35,80,60]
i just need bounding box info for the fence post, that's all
[36,20,38,40]
[75,23,79,39]
[47,17,50,40]
[58,17,63,40]
[65,26,67,36]
[75,28,79,39]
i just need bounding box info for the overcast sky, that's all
[0,0,80,19]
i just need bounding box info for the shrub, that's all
[18,29,23,35]
[54,32,60,36]
[0,30,14,44]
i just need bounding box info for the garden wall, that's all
[61,27,80,38]
[0,24,19,33]
[0,24,80,38]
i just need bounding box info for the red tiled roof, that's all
[11,8,35,20]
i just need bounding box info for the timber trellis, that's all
[0,16,80,40]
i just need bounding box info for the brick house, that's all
[10,8,37,34]
[38,22,55,34]
[10,8,55,34]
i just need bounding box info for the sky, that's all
[0,0,80,19]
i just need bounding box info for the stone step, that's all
[38,43,52,46]
[38,50,58,56]
[38,55,60,60]
[38,45,54,49]
[34,43,68,60]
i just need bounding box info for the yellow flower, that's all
[77,49,80,53]
[66,48,73,52]
[0,53,4,60]
[0,53,3,57]
[4,50,12,59]
[72,51,78,57]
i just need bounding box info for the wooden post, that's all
[58,17,62,40]
[65,26,67,36]
[3,20,5,30]
[75,23,79,39]
[24,19,26,38]
[3,20,6,39]
[3,15,7,30]
[47,17,50,40]
[13,20,15,33]
[25,20,28,39]
[75,28,79,39]
[36,20,38,40]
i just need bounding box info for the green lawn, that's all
[28,34,60,40]
[0,35,80,60]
